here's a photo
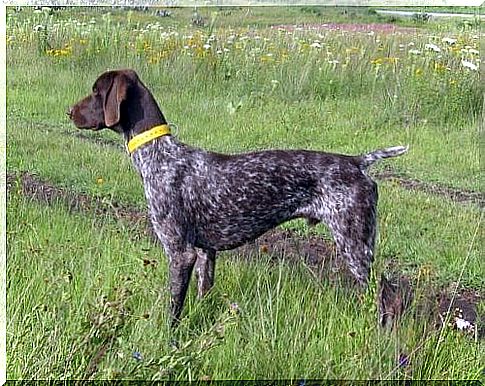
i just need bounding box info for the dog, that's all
[69,69,408,326]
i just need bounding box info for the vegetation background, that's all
[6,5,484,380]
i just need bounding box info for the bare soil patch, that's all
[235,228,341,280]
[415,284,484,339]
[437,288,484,338]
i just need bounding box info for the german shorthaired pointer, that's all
[69,69,407,326]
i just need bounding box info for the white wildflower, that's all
[468,48,479,55]
[310,42,322,49]
[203,43,211,50]
[442,37,457,45]
[461,60,478,71]
[408,49,421,55]
[33,25,44,32]
[455,317,473,331]
[425,43,441,52]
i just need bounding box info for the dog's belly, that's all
[192,203,303,251]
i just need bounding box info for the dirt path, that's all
[6,171,336,271]
[374,167,483,207]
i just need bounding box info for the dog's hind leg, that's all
[310,180,378,287]
[332,194,377,287]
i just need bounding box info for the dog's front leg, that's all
[194,249,216,299]
[167,248,197,328]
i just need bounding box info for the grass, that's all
[6,5,484,380]
[7,191,484,379]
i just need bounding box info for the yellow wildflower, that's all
[434,62,447,73]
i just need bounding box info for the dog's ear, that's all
[103,73,129,127]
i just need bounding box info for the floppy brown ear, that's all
[103,73,129,127]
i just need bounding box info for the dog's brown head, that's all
[68,69,166,135]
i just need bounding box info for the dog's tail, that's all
[359,145,408,169]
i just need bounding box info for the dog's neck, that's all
[118,82,198,179]
[130,134,194,183]
[120,84,169,142]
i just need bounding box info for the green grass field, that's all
[6,6,484,380]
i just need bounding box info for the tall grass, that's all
[7,7,481,123]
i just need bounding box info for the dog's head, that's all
[68,69,140,132]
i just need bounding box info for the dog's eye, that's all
[92,87,99,95]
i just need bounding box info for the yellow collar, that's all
[127,124,171,154]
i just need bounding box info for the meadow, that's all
[6,6,484,380]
